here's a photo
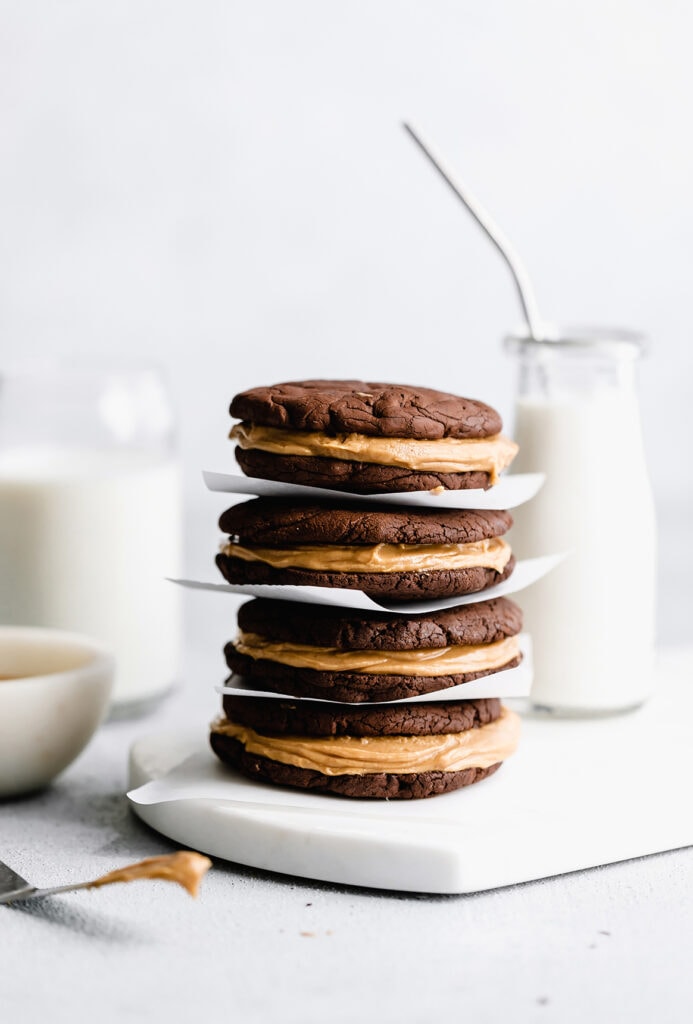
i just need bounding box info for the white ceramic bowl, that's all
[0,626,115,798]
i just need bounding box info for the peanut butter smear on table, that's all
[87,852,212,897]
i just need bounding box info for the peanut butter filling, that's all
[231,423,518,484]
[211,706,520,775]
[235,630,521,676]
[87,852,212,897]
[222,537,512,574]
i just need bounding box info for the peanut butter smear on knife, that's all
[87,852,212,897]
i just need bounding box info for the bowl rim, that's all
[0,625,115,692]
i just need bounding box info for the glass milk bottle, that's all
[506,329,656,714]
[0,363,182,714]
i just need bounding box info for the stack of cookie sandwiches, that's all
[210,380,524,800]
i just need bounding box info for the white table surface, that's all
[2,637,691,1024]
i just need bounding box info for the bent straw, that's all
[403,122,544,341]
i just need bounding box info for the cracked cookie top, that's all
[230,380,502,439]
[236,596,522,650]
[219,499,512,546]
[221,695,504,737]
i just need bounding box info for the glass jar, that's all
[506,328,657,715]
[0,362,182,715]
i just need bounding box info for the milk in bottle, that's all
[506,330,656,714]
[0,364,182,712]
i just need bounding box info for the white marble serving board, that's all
[128,649,693,894]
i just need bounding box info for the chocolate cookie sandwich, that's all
[210,696,521,799]
[216,499,515,601]
[230,379,518,493]
[225,596,523,702]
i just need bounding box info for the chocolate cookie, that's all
[217,556,514,602]
[219,500,512,546]
[224,654,521,702]
[235,450,493,494]
[236,596,523,650]
[230,380,502,439]
[222,695,502,737]
[229,380,517,493]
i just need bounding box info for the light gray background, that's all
[1,4,692,1022]
[1,1,692,648]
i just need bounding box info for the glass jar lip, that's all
[505,324,646,357]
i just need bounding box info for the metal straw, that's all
[403,122,545,342]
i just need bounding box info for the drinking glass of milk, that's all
[0,363,182,714]
[507,328,656,715]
